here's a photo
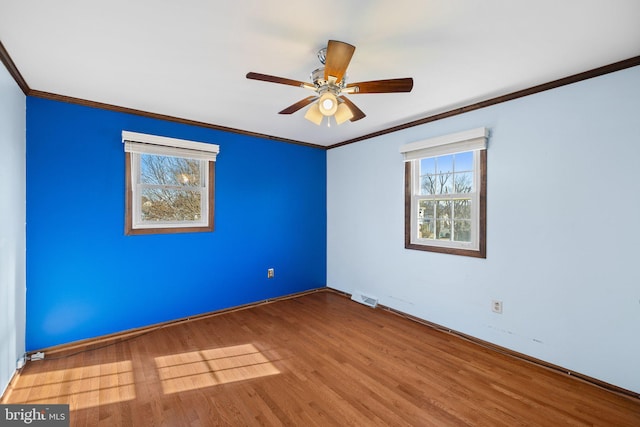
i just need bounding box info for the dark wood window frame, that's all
[125,152,215,235]
[404,150,486,258]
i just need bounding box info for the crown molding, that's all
[0,40,29,95]
[28,89,319,149]
[328,55,640,149]
[1,37,638,150]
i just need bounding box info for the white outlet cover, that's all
[492,300,503,314]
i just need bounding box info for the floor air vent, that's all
[351,290,378,308]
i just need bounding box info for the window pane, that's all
[454,151,473,172]
[434,173,453,194]
[418,200,435,239]
[453,198,472,220]
[141,188,202,222]
[420,174,437,195]
[454,172,473,193]
[436,200,451,240]
[453,220,471,242]
[436,155,453,174]
[420,157,435,175]
[422,175,452,194]
[140,154,202,187]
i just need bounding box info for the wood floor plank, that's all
[2,291,639,426]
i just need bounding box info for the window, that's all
[122,131,219,235]
[401,128,487,258]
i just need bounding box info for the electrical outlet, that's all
[492,300,503,314]
[267,268,274,279]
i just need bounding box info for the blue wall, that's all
[26,98,327,350]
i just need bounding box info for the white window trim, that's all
[122,131,219,233]
[122,130,219,161]
[400,127,487,160]
[401,127,488,256]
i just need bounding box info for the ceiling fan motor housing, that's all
[311,67,346,116]
[311,68,345,89]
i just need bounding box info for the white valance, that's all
[400,127,488,161]
[122,130,219,161]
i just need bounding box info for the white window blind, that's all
[122,131,219,161]
[400,127,488,161]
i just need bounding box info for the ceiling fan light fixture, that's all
[304,103,323,125]
[318,92,338,116]
[334,102,353,125]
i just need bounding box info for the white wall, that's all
[327,66,640,393]
[0,62,26,396]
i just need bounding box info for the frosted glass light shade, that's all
[334,103,354,125]
[304,103,323,125]
[318,93,338,116]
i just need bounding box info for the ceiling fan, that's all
[246,40,414,126]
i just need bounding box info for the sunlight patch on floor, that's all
[11,360,135,410]
[154,343,280,394]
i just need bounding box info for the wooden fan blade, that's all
[324,40,355,83]
[246,72,309,88]
[346,78,414,94]
[339,96,366,122]
[279,96,318,114]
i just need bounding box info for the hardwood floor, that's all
[3,290,639,426]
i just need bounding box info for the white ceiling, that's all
[1,1,639,147]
